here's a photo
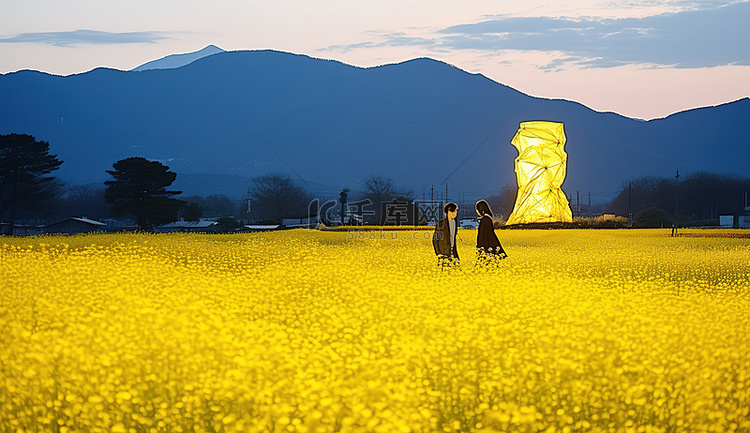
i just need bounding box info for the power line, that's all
[439,115,517,186]
[247,124,309,185]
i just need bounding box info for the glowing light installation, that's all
[506,121,573,225]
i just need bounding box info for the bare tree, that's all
[55,184,110,220]
[363,176,396,203]
[486,183,517,221]
[359,175,414,224]
[249,173,313,223]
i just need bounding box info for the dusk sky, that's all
[2,0,747,120]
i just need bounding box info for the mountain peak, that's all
[131,45,225,72]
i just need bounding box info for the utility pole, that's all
[247,187,253,219]
[675,170,680,222]
[628,182,632,225]
[673,170,680,236]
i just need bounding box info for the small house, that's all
[46,217,107,235]
[720,215,734,228]
[740,207,750,228]
[282,215,322,228]
[157,219,220,233]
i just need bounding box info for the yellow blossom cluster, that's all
[1,228,749,432]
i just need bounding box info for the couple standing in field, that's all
[432,200,507,265]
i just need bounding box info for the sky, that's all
[1,0,748,120]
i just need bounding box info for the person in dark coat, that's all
[475,199,507,262]
[432,202,459,264]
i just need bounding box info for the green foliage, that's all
[610,172,750,220]
[104,157,184,230]
[180,195,246,220]
[180,202,203,222]
[573,215,629,228]
[217,216,242,231]
[0,134,63,233]
[634,207,673,228]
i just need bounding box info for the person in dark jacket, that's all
[475,199,507,262]
[432,202,459,264]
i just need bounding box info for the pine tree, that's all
[0,134,63,234]
[104,157,184,230]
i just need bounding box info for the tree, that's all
[180,194,245,219]
[359,175,414,224]
[249,173,313,223]
[608,172,750,224]
[634,207,673,228]
[0,134,63,234]
[217,216,242,231]
[50,183,111,221]
[339,188,350,225]
[608,176,669,218]
[180,202,203,222]
[680,172,750,218]
[486,183,517,221]
[104,157,184,230]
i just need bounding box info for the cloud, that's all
[0,29,171,47]
[324,41,376,53]
[333,1,749,69]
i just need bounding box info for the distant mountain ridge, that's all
[131,45,225,71]
[1,49,748,201]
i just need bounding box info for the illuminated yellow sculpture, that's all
[506,121,573,224]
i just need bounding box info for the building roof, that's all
[159,219,219,229]
[48,217,107,227]
[282,215,322,228]
[244,224,280,231]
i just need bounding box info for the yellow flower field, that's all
[1,228,749,432]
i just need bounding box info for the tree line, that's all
[246,173,416,225]
[2,133,749,233]
[0,133,420,233]
[608,172,750,226]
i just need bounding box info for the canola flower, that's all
[1,228,749,432]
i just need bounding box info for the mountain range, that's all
[1,48,748,202]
